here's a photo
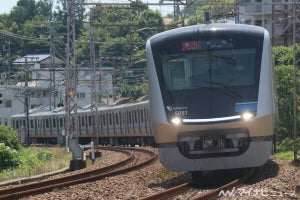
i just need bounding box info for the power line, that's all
[0,30,49,42]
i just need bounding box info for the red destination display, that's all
[181,40,201,52]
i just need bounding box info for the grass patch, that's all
[274,151,300,167]
[0,147,71,182]
[274,151,295,160]
[156,168,178,181]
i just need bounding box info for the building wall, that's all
[238,0,294,46]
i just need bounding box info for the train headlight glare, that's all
[241,112,254,120]
[171,117,182,125]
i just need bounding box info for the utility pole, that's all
[24,57,30,146]
[50,21,56,110]
[66,0,84,167]
[292,0,300,162]
[89,9,100,146]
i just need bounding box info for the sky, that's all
[0,0,173,16]
[0,0,18,14]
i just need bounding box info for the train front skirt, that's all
[158,137,272,171]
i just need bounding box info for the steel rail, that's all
[140,168,255,200]
[0,147,156,200]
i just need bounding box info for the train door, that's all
[45,117,51,135]
[114,111,120,136]
[140,108,145,135]
[87,114,92,136]
[29,118,35,137]
[122,110,128,136]
[135,109,139,135]
[34,118,38,135]
[101,112,109,136]
[79,114,85,136]
[127,110,132,136]
[52,116,57,136]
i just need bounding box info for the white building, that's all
[0,54,114,126]
[238,0,297,46]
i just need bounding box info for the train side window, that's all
[81,116,85,127]
[88,116,92,127]
[46,119,49,128]
[119,112,122,124]
[38,120,41,128]
[53,118,56,128]
[135,111,138,123]
[16,120,19,129]
[109,114,112,125]
[102,115,106,126]
[141,109,144,123]
[22,120,25,127]
[128,111,132,124]
[115,112,119,125]
[60,118,63,128]
[30,119,34,129]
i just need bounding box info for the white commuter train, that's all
[146,24,277,174]
[11,100,155,146]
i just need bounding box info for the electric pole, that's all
[292,0,300,162]
[66,0,83,163]
[24,57,30,146]
[50,21,56,110]
[90,9,100,146]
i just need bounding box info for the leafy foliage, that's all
[18,148,53,176]
[0,145,21,170]
[273,46,300,158]
[273,46,300,140]
[276,138,300,152]
[0,147,70,182]
[0,125,22,150]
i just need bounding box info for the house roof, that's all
[13,54,64,65]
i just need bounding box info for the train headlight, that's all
[171,117,183,125]
[241,111,255,120]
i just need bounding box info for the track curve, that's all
[140,168,255,200]
[0,147,157,200]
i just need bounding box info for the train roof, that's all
[10,100,149,118]
[148,24,266,44]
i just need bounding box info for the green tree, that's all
[10,0,37,26]
[75,4,163,99]
[273,45,300,139]
[0,125,22,151]
[275,64,294,138]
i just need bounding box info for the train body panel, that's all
[10,100,155,146]
[151,114,274,144]
[147,24,277,171]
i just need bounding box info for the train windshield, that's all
[151,33,264,122]
[162,48,256,91]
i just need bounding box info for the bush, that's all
[0,125,22,150]
[37,150,53,162]
[277,137,300,152]
[0,145,21,170]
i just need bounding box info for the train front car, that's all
[146,24,277,172]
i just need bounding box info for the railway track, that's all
[141,168,255,200]
[0,147,157,200]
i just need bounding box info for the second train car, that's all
[146,24,277,173]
